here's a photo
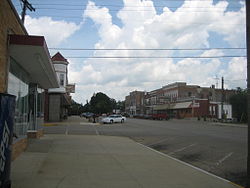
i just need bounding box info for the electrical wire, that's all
[33,5,243,9]
[64,55,246,59]
[49,47,246,51]
[34,8,245,13]
[21,14,245,26]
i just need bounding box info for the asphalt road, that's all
[44,117,247,187]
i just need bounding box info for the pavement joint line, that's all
[211,123,247,128]
[147,137,170,147]
[215,152,233,166]
[168,143,197,155]
[136,142,241,187]
[65,124,69,135]
[92,124,100,135]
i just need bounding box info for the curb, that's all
[43,123,59,127]
[136,142,244,188]
[210,123,247,128]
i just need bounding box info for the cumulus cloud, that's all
[221,57,247,89]
[25,16,80,47]
[70,0,246,102]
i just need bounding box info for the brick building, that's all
[125,82,235,119]
[0,0,59,159]
[125,91,145,115]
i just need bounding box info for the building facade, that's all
[45,52,75,122]
[125,82,235,119]
[1,0,59,159]
[125,91,145,115]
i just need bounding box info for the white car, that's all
[101,114,126,124]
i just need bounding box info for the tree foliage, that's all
[116,101,125,111]
[229,88,247,122]
[69,100,84,115]
[74,92,125,115]
[89,92,113,114]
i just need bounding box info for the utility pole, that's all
[215,75,219,88]
[21,0,35,24]
[246,0,250,187]
[221,77,224,121]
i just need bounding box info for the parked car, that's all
[152,113,169,120]
[133,114,144,119]
[80,112,94,118]
[143,114,153,119]
[121,112,129,117]
[101,114,126,124]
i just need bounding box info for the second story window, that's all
[60,74,64,86]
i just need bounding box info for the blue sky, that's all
[12,0,246,104]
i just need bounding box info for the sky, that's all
[12,0,246,104]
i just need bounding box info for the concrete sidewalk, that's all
[11,134,240,188]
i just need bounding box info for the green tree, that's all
[82,100,91,112]
[69,100,84,115]
[229,88,247,122]
[116,100,125,112]
[89,92,113,114]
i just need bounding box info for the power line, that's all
[49,47,246,51]
[64,55,246,59]
[32,5,243,9]
[28,0,244,1]
[34,7,245,13]
[21,14,245,26]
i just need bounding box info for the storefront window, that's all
[8,58,30,138]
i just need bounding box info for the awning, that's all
[170,102,192,109]
[154,104,170,110]
[9,35,59,89]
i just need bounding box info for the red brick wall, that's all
[0,0,27,93]
[194,100,209,117]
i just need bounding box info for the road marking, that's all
[80,122,101,125]
[65,124,69,135]
[92,124,100,135]
[102,124,122,127]
[137,143,236,185]
[216,152,233,166]
[168,143,197,155]
[147,138,170,147]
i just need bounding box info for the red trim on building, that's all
[9,34,45,46]
[51,52,68,62]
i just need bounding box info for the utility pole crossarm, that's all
[21,0,35,24]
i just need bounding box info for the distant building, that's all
[125,91,145,115]
[45,52,75,122]
[125,82,235,119]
